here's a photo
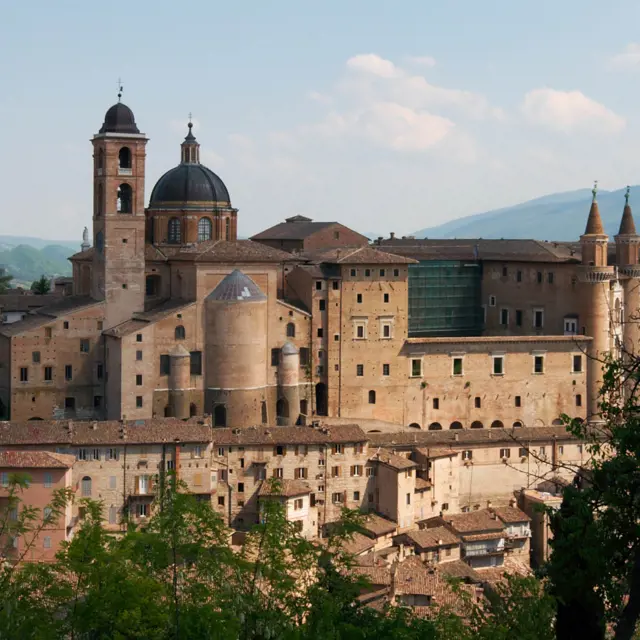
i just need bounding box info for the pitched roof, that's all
[0,296,101,337]
[618,203,637,236]
[0,294,54,313]
[0,450,75,469]
[206,270,267,302]
[394,555,440,596]
[104,299,195,337]
[211,424,367,446]
[362,513,397,537]
[442,509,505,535]
[343,532,377,556]
[257,479,311,498]
[405,527,460,550]
[169,239,294,263]
[69,247,94,261]
[250,219,336,241]
[304,246,417,265]
[374,238,582,264]
[367,425,579,448]
[0,418,211,446]
[492,505,531,524]
[370,449,416,471]
[352,565,392,586]
[436,559,483,583]
[415,477,432,491]
[584,200,606,235]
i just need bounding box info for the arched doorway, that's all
[450,421,463,429]
[428,422,442,430]
[491,420,504,429]
[315,383,327,416]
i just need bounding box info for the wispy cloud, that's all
[610,43,640,68]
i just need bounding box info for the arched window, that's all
[428,422,442,430]
[490,420,504,429]
[450,421,463,430]
[117,184,133,213]
[81,476,92,497]
[408,423,421,429]
[368,390,376,404]
[175,325,186,340]
[513,421,524,428]
[551,418,563,426]
[97,148,104,172]
[286,322,295,337]
[198,217,212,242]
[95,183,103,216]
[168,217,181,243]
[118,147,132,169]
[225,217,230,240]
[470,421,484,429]
[214,405,227,427]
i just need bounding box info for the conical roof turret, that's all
[584,181,605,235]
[618,186,637,235]
[206,269,267,302]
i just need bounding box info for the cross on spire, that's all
[117,78,123,102]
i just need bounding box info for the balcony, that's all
[464,546,505,558]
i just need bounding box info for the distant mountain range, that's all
[0,237,77,285]
[413,186,639,241]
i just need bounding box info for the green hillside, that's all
[0,244,74,285]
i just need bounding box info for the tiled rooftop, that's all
[492,505,531,524]
[0,450,76,469]
[404,527,460,550]
[257,479,311,498]
[362,513,397,537]
[212,424,367,446]
[443,509,505,534]
[370,448,416,470]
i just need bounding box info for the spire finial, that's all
[117,77,123,102]
[592,180,598,203]
[625,185,631,206]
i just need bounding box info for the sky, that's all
[2,0,640,241]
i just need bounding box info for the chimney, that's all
[390,232,395,240]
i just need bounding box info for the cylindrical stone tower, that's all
[205,270,268,427]
[277,341,300,426]
[168,344,191,419]
[579,182,615,421]
[615,188,640,357]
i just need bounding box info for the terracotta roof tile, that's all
[104,300,195,337]
[492,505,531,524]
[405,527,460,550]
[443,509,505,535]
[362,513,397,537]
[251,220,337,241]
[436,559,483,583]
[343,532,376,556]
[257,479,311,498]
[352,565,392,586]
[69,247,94,261]
[170,239,295,263]
[370,449,416,470]
[0,450,75,469]
[415,477,432,491]
[212,424,367,446]
[618,204,637,236]
[304,246,417,265]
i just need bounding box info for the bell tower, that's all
[91,89,148,329]
[578,181,615,420]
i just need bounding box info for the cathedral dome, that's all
[99,102,140,134]
[149,163,230,209]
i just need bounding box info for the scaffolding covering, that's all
[408,260,483,337]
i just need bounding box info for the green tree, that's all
[0,270,12,293]
[30,274,51,294]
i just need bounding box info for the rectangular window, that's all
[564,318,578,335]
[433,398,440,410]
[350,269,357,277]
[294,498,303,510]
[45,327,52,339]
[190,351,202,375]
[475,396,481,408]
[319,300,326,311]
[299,347,309,366]
[356,293,362,304]
[350,465,363,477]
[160,355,170,375]
[356,364,364,376]
[237,482,245,493]
[315,281,322,290]
[275,445,286,456]
[63,321,69,330]
[65,397,75,410]
[548,272,554,284]
[534,355,544,374]
[353,490,360,501]
[394,269,399,277]
[218,496,225,506]
[93,395,102,408]
[136,396,143,408]
[502,266,508,277]
[383,293,389,303]
[44,366,53,381]
[271,348,280,366]
[500,308,509,326]
[573,355,583,373]
[43,536,51,550]
[294,467,308,479]
[515,395,521,407]
[493,356,504,375]
[272,468,284,479]
[109,476,117,489]
[317,328,323,338]
[517,270,522,282]
[383,363,390,376]
[489,295,496,307]
[516,310,523,327]
[411,359,422,377]
[364,269,371,277]
[576,394,582,407]
[534,309,544,329]
[32,351,40,364]
[539,447,547,458]
[382,323,391,338]
[80,339,90,353]
[499,448,511,459]
[76,448,88,461]
[332,444,344,454]
[97,364,104,379]
[136,334,142,342]
[380,269,386,277]
[406,493,411,505]
[332,492,344,504]
[452,357,463,376]
[19,367,28,382]
[64,365,72,381]
[332,281,339,290]
[356,325,364,338]
[109,506,117,524]
[137,503,149,518]
[136,374,142,386]
[136,350,143,361]
[462,450,473,461]
[519,447,528,458]
[44,472,52,488]
[107,448,119,461]
[537,272,543,284]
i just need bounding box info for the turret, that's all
[277,341,300,426]
[578,181,615,421]
[168,344,191,419]
[615,187,640,356]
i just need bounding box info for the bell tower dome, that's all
[91,87,148,329]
